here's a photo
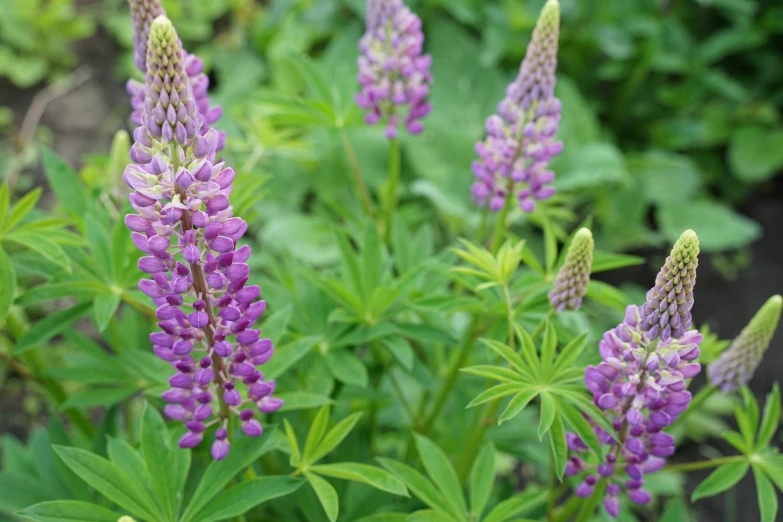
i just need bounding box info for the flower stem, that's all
[489,181,514,254]
[339,129,375,218]
[664,455,746,472]
[420,316,481,434]
[381,137,400,242]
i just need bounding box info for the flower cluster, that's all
[355,0,432,139]
[548,228,594,312]
[709,294,782,392]
[126,0,224,152]
[565,231,702,517]
[471,0,562,213]
[124,16,282,459]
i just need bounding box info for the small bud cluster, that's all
[471,0,562,213]
[355,0,432,138]
[709,295,782,391]
[548,228,594,312]
[125,16,281,460]
[565,231,702,517]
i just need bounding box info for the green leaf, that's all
[325,349,368,387]
[377,457,452,514]
[14,301,92,354]
[630,151,701,205]
[657,201,761,253]
[190,476,305,522]
[482,488,548,522]
[93,293,120,332]
[303,405,332,464]
[53,446,161,521]
[5,231,72,272]
[659,497,690,522]
[0,245,16,323]
[3,187,42,232]
[284,419,302,467]
[308,412,362,464]
[305,471,339,522]
[61,387,136,409]
[354,515,409,522]
[84,214,114,281]
[590,251,645,273]
[549,414,568,480]
[557,400,603,460]
[551,333,588,378]
[0,184,9,223]
[541,216,558,274]
[467,383,523,409]
[540,322,557,377]
[141,403,181,522]
[382,336,414,370]
[310,462,408,496]
[469,443,495,519]
[277,391,333,412]
[16,500,120,522]
[41,148,87,217]
[537,393,557,440]
[461,365,525,384]
[181,435,280,522]
[409,510,460,522]
[414,434,467,519]
[585,280,632,312]
[480,339,530,378]
[691,461,750,501]
[757,384,780,449]
[498,388,539,425]
[105,437,158,511]
[728,125,783,182]
[264,336,319,380]
[754,466,778,522]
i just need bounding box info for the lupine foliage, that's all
[0,1,781,522]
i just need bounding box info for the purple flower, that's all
[126,0,224,150]
[566,231,702,517]
[124,16,282,460]
[709,294,782,392]
[356,0,432,138]
[548,228,594,312]
[471,0,561,213]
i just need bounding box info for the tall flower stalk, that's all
[565,230,702,517]
[709,294,782,392]
[124,16,281,460]
[471,0,562,215]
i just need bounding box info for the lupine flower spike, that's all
[356,0,433,139]
[565,230,701,517]
[549,228,594,312]
[709,295,782,392]
[124,16,282,460]
[471,0,562,213]
[126,0,225,151]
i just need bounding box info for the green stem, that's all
[546,448,558,521]
[489,198,510,254]
[474,208,490,243]
[664,455,746,473]
[532,308,557,342]
[420,316,481,434]
[671,384,716,429]
[381,137,400,242]
[339,129,375,218]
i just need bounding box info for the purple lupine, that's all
[548,228,594,312]
[565,231,702,517]
[471,0,561,213]
[355,0,432,139]
[124,16,282,460]
[638,230,699,342]
[709,294,782,392]
[126,0,224,152]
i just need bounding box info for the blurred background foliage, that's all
[2,0,783,257]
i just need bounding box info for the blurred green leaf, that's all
[657,201,761,252]
[728,126,783,183]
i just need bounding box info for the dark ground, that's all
[1,25,781,522]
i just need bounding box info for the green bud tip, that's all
[672,229,699,262]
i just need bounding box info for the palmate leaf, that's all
[2,186,41,233]
[0,245,15,323]
[468,443,495,519]
[482,488,548,522]
[304,471,339,522]
[753,466,779,522]
[757,383,781,449]
[377,458,453,514]
[498,388,538,425]
[190,476,305,522]
[17,500,119,522]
